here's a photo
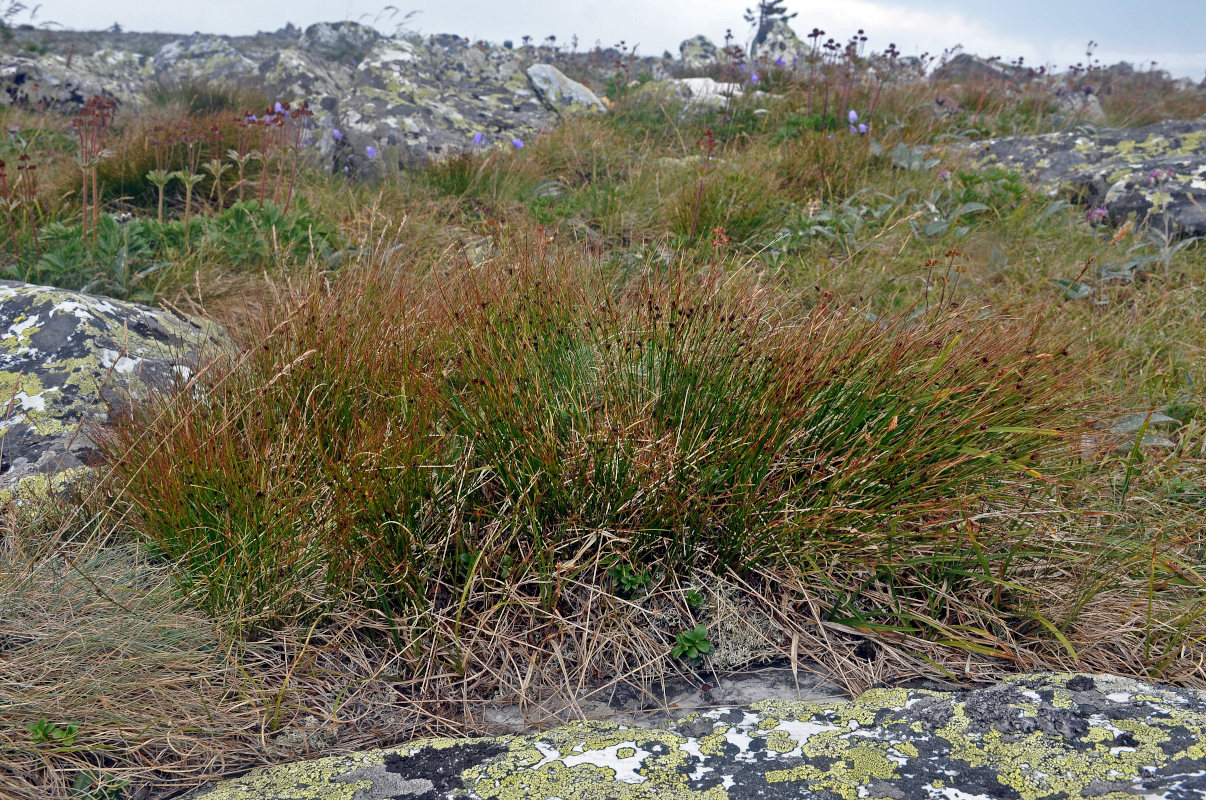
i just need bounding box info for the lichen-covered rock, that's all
[183,673,1206,800]
[1054,87,1106,122]
[337,34,553,169]
[0,49,151,108]
[0,281,230,498]
[754,20,806,64]
[679,35,719,70]
[153,34,258,82]
[257,47,350,159]
[964,117,1206,237]
[526,64,607,116]
[296,21,380,65]
[259,47,353,109]
[932,52,1029,85]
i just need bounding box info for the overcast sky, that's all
[22,0,1206,79]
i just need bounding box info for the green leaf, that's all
[1051,278,1091,301]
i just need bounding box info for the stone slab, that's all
[183,673,1206,800]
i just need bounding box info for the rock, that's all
[337,34,552,170]
[484,664,848,733]
[258,47,351,159]
[0,281,230,500]
[152,34,258,83]
[963,117,1206,238]
[0,49,151,109]
[662,77,745,111]
[755,20,806,64]
[296,21,380,65]
[932,53,1030,86]
[182,673,1206,800]
[259,47,352,109]
[679,35,718,71]
[1055,87,1106,122]
[526,64,607,116]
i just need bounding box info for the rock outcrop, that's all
[679,35,719,71]
[963,116,1206,238]
[0,281,230,499]
[182,673,1206,800]
[0,26,616,174]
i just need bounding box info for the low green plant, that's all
[71,772,129,800]
[9,201,341,300]
[608,563,652,595]
[25,719,79,747]
[671,624,713,664]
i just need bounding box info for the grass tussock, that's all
[2,30,1206,800]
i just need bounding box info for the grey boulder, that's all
[526,64,607,115]
[0,280,230,499]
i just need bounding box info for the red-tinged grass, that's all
[92,233,1095,637]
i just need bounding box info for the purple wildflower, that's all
[274,101,283,113]
[512,138,524,149]
[1085,206,1109,225]
[365,145,378,159]
[473,131,484,145]
[774,56,785,67]
[938,168,952,180]
[750,71,760,84]
[1145,168,1175,185]
[332,128,343,141]
[848,109,859,124]
[858,123,868,134]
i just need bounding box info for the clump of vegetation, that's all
[2,12,1206,800]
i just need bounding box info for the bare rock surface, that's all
[182,672,1206,800]
[0,280,230,498]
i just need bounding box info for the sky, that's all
[18,0,1206,80]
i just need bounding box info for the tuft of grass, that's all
[144,78,270,117]
[94,235,1093,634]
